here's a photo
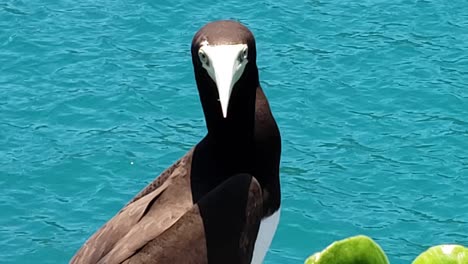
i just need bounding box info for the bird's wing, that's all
[70,149,195,264]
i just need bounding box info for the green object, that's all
[412,245,468,264]
[304,235,389,264]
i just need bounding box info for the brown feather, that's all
[70,149,194,264]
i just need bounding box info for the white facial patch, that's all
[198,44,249,118]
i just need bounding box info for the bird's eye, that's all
[239,47,248,62]
[199,50,209,65]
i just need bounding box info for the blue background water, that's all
[1,0,467,263]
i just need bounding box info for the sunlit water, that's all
[1,1,467,263]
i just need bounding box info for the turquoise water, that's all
[1,0,467,263]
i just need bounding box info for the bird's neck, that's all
[205,93,256,148]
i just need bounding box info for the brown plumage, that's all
[71,151,195,264]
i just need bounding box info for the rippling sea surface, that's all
[1,0,467,263]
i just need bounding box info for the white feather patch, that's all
[250,209,281,264]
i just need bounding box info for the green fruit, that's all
[304,235,389,264]
[412,245,468,264]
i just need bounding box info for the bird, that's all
[70,20,282,264]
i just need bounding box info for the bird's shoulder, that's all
[128,147,195,204]
[70,148,196,264]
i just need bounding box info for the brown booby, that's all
[70,20,282,264]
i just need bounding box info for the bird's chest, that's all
[189,139,257,203]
